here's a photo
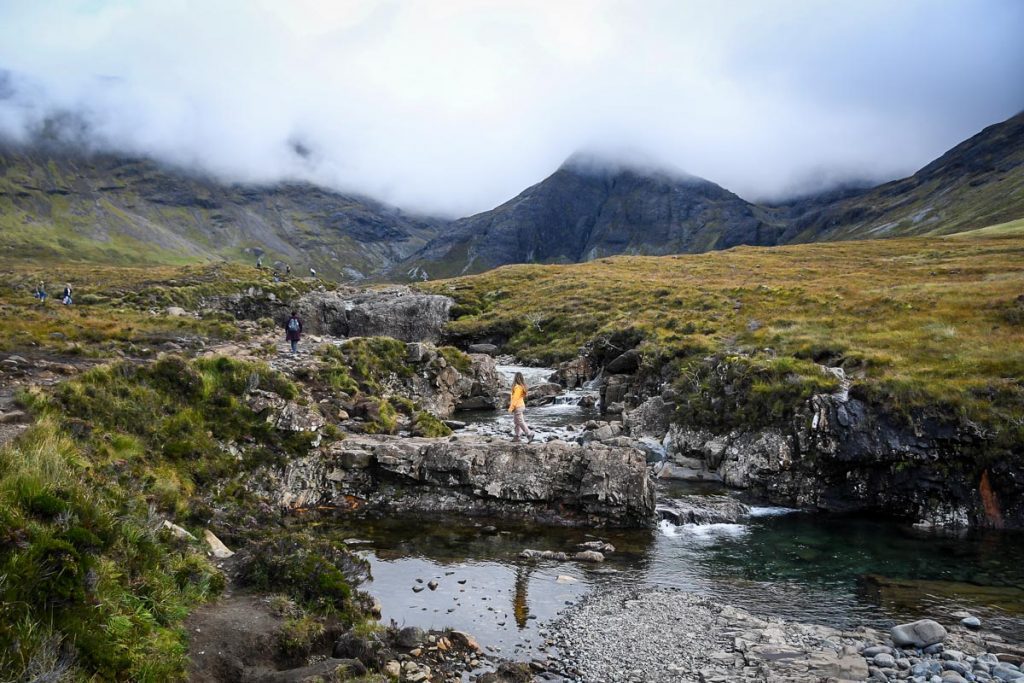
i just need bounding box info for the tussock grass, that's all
[0,354,359,680]
[423,228,1024,448]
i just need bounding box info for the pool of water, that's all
[324,506,1024,655]
[317,367,1024,656]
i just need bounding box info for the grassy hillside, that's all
[0,262,318,356]
[781,112,1024,242]
[422,221,1024,445]
[0,146,443,279]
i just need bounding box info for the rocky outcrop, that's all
[261,435,655,527]
[656,495,749,526]
[293,288,453,342]
[640,390,1024,529]
[214,286,453,343]
[401,345,502,417]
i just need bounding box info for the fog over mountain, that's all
[1,0,1022,216]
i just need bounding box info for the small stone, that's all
[384,660,401,677]
[428,580,439,591]
[961,616,982,630]
[875,653,897,668]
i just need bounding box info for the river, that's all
[316,366,1024,662]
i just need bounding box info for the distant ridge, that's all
[2,110,1022,278]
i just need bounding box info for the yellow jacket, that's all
[508,384,527,412]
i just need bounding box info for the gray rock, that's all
[961,616,982,630]
[272,435,656,525]
[468,343,498,355]
[892,620,948,649]
[396,626,426,649]
[874,653,897,668]
[293,287,453,342]
[606,349,641,374]
[944,661,970,676]
[657,495,749,525]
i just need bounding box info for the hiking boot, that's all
[527,433,536,443]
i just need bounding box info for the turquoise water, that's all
[320,504,1024,658]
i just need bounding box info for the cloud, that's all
[0,0,1022,215]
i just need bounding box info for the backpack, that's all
[287,318,300,332]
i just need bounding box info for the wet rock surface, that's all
[656,494,750,525]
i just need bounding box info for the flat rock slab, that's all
[269,435,656,526]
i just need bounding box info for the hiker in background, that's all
[62,283,73,305]
[508,371,535,443]
[285,264,292,277]
[309,267,317,278]
[284,310,303,354]
[256,255,263,269]
[272,269,280,283]
[36,282,47,304]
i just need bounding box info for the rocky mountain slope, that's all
[0,143,443,278]
[2,111,1021,278]
[776,110,1024,241]
[401,155,786,278]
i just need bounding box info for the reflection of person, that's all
[508,372,535,443]
[513,566,531,628]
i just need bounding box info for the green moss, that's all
[438,346,472,373]
[412,411,453,438]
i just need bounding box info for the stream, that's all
[318,366,1024,662]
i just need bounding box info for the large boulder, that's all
[890,619,947,649]
[549,357,591,388]
[293,287,453,342]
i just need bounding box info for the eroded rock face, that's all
[294,287,453,342]
[652,393,1024,528]
[262,435,655,527]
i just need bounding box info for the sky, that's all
[0,0,1022,216]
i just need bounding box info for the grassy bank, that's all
[1,355,368,681]
[0,261,319,357]
[422,219,1024,446]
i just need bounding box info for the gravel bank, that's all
[546,587,1024,683]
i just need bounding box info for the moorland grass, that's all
[0,354,364,681]
[0,261,318,356]
[422,222,1024,449]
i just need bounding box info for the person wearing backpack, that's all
[284,311,303,354]
[62,283,73,305]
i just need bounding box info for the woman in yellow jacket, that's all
[508,372,535,443]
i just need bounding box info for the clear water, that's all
[317,367,1024,656]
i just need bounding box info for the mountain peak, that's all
[558,151,696,183]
